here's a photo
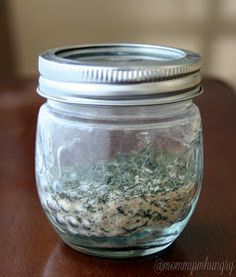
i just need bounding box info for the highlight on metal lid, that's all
[38,43,202,105]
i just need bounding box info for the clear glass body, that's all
[35,100,203,258]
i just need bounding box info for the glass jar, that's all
[36,44,203,258]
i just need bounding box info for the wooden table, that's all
[0,78,235,276]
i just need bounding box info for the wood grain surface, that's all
[0,78,235,277]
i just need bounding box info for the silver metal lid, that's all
[38,44,202,106]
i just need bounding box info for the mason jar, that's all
[36,44,203,258]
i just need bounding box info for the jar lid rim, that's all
[38,43,202,105]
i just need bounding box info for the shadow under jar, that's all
[36,44,203,258]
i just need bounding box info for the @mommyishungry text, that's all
[153,257,234,275]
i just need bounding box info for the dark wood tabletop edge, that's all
[203,75,236,93]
